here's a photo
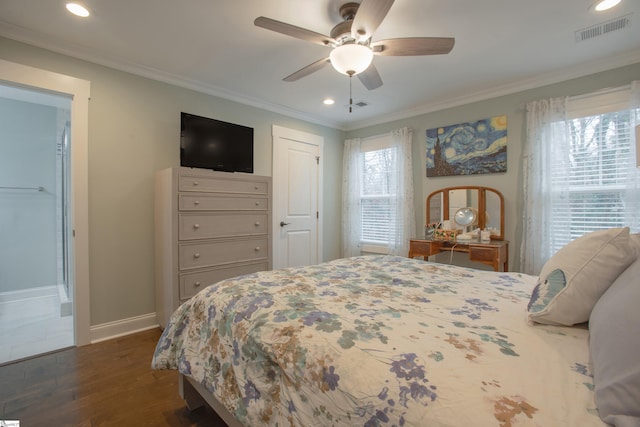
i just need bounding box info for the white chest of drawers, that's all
[155,167,272,327]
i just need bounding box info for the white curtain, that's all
[342,138,362,257]
[520,97,569,275]
[342,129,415,258]
[625,80,640,231]
[388,127,416,256]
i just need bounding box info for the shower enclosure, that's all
[0,84,74,364]
[57,123,72,315]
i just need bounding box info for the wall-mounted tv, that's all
[180,112,254,173]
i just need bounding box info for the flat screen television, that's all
[180,112,254,173]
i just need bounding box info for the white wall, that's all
[0,97,57,292]
[347,62,640,272]
[0,36,345,326]
[2,33,637,328]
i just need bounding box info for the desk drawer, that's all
[409,240,440,257]
[179,237,268,270]
[469,246,497,263]
[179,193,268,211]
[179,262,268,300]
[179,212,268,240]
[179,173,268,194]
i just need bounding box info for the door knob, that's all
[280,221,291,227]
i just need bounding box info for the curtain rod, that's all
[519,82,634,111]
[568,83,631,102]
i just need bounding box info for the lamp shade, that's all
[329,44,374,76]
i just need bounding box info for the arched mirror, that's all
[426,186,505,240]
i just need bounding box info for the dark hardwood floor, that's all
[0,328,228,426]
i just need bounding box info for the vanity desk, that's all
[408,238,509,272]
[410,185,509,272]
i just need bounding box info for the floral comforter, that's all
[152,256,604,427]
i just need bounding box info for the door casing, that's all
[0,59,91,345]
[272,125,323,269]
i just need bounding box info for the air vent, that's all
[575,14,632,42]
[345,101,369,110]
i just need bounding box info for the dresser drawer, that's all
[179,193,268,211]
[179,212,268,240]
[179,262,268,300]
[179,237,268,270]
[179,173,268,194]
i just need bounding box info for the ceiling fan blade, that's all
[372,37,455,56]
[283,57,331,82]
[357,63,383,90]
[351,0,395,40]
[254,17,334,47]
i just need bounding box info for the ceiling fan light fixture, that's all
[329,44,374,76]
[593,0,621,11]
[65,2,90,17]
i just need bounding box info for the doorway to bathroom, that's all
[0,83,74,364]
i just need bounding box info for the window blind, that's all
[550,98,637,253]
[360,141,396,245]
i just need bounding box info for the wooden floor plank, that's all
[0,328,227,426]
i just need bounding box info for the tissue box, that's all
[433,229,460,242]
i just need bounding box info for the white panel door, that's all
[272,125,323,269]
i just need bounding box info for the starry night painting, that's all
[426,115,507,177]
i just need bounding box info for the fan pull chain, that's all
[347,70,354,113]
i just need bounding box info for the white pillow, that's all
[631,232,640,256]
[590,255,640,426]
[527,227,635,326]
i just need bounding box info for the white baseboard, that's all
[90,312,159,343]
[0,285,57,303]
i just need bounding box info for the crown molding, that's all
[2,20,638,133]
[0,21,342,130]
[344,49,640,131]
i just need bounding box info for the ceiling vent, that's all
[345,101,369,110]
[575,14,632,42]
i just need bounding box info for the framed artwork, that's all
[426,115,507,177]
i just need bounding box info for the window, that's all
[361,136,395,249]
[549,91,639,254]
[342,129,415,257]
[522,83,640,274]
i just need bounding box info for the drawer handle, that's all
[255,201,260,206]
[254,185,259,190]
[193,253,200,259]
[194,281,201,287]
[254,246,260,252]
[193,181,199,186]
[194,200,200,205]
[254,221,260,226]
[193,223,200,229]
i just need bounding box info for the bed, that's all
[152,252,625,427]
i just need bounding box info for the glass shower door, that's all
[0,83,74,364]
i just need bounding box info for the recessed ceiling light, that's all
[323,99,335,105]
[66,2,90,17]
[594,0,622,11]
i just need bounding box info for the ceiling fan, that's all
[254,0,455,91]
